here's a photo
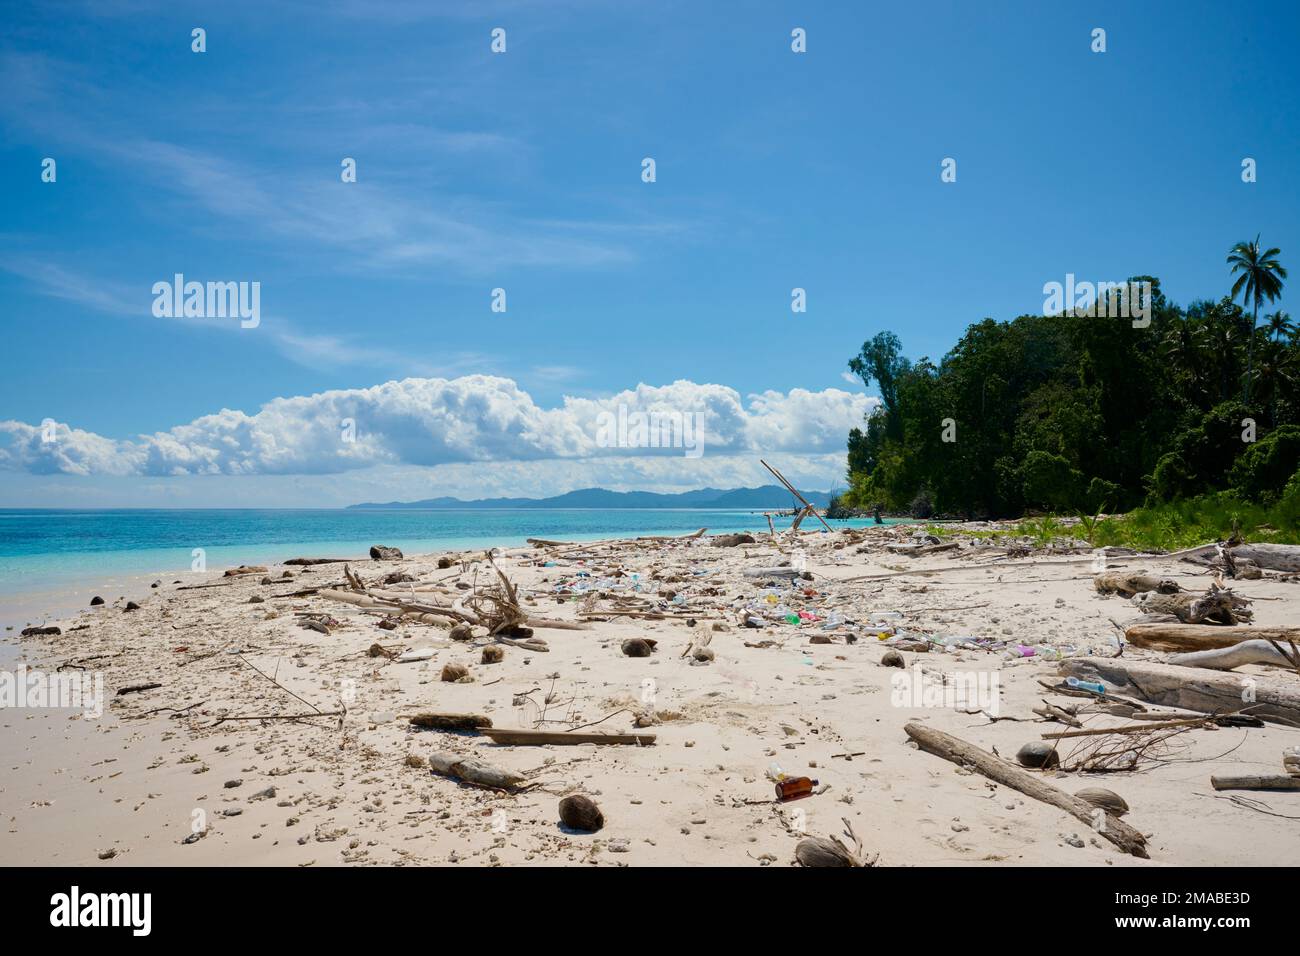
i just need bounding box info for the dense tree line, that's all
[843,238,1299,518]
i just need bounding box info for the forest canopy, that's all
[843,240,1298,519]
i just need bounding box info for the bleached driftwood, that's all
[1168,640,1300,672]
[1132,582,1252,625]
[1094,571,1181,598]
[1182,543,1300,572]
[903,721,1149,857]
[427,752,525,790]
[1125,623,1300,652]
[318,588,458,627]
[1059,658,1300,727]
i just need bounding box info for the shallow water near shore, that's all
[0,508,903,628]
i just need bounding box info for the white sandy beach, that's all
[2,524,1298,867]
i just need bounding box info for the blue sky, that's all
[1,0,1297,506]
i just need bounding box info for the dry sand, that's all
[3,524,1299,867]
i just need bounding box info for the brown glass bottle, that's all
[774,776,817,801]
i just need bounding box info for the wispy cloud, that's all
[0,48,676,278]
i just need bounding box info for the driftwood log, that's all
[1210,775,1300,792]
[903,721,1149,857]
[427,752,525,790]
[1168,640,1300,672]
[478,727,656,746]
[1133,583,1252,625]
[1059,658,1300,727]
[409,712,493,731]
[1125,623,1300,652]
[1094,571,1181,598]
[1182,542,1300,572]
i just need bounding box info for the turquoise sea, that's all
[0,509,901,617]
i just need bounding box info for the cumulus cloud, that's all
[0,376,876,478]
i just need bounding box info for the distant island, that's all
[347,485,832,510]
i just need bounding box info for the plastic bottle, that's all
[1066,676,1107,695]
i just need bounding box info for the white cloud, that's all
[0,375,877,479]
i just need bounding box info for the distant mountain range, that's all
[347,485,833,510]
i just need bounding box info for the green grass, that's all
[921,493,1300,551]
[1088,493,1300,551]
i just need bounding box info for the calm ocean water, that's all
[0,508,898,604]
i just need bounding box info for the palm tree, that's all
[1227,236,1287,403]
[1266,310,1295,342]
[1159,313,1204,399]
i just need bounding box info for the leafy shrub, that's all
[1021,451,1083,512]
[1230,425,1300,502]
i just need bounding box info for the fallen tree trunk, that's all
[1169,640,1300,672]
[1125,623,1300,652]
[903,721,1148,857]
[1059,657,1300,727]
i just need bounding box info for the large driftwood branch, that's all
[1059,657,1300,727]
[1125,623,1300,652]
[1181,543,1300,572]
[903,721,1149,857]
[1168,640,1300,672]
